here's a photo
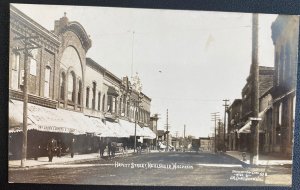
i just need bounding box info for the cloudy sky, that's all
[13,3,278,138]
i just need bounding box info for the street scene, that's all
[8,3,298,187]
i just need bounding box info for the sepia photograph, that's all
[8,3,298,186]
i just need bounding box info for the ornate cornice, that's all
[59,22,92,52]
[10,5,60,53]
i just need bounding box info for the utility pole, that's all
[184,124,186,138]
[223,99,229,152]
[13,32,40,167]
[250,13,260,165]
[211,112,220,153]
[165,109,171,151]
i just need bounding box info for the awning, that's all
[9,100,98,135]
[142,127,156,139]
[119,119,144,136]
[88,117,114,137]
[238,108,269,134]
[105,120,130,138]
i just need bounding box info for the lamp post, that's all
[134,93,144,153]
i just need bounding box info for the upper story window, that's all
[68,71,76,102]
[44,66,51,98]
[78,80,82,105]
[92,82,96,110]
[11,52,20,90]
[98,92,101,111]
[29,49,38,76]
[278,102,283,125]
[60,72,66,100]
[86,87,90,108]
[102,95,105,112]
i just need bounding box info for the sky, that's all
[13,3,278,138]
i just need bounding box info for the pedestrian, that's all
[99,139,105,158]
[47,137,57,162]
[70,138,75,158]
[111,142,117,157]
[57,139,62,158]
[107,140,112,159]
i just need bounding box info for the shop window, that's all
[60,72,66,100]
[44,66,51,98]
[11,53,20,90]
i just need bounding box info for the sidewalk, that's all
[225,151,292,166]
[9,149,150,170]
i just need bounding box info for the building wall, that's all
[9,5,60,108]
[271,15,299,156]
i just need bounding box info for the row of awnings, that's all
[9,100,156,139]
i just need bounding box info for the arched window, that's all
[11,52,20,90]
[98,92,101,111]
[78,80,82,105]
[60,72,66,100]
[86,87,90,108]
[278,103,283,125]
[102,95,105,112]
[107,95,112,113]
[68,71,76,102]
[44,66,51,98]
[92,82,96,110]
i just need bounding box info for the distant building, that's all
[226,99,242,151]
[271,15,299,156]
[238,66,274,152]
[199,137,214,152]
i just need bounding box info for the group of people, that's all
[99,140,118,159]
[46,137,75,162]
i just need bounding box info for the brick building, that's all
[226,99,242,151]
[237,66,274,152]
[9,5,155,159]
[270,15,299,156]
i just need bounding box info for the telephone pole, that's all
[183,124,186,138]
[13,31,40,167]
[165,109,171,151]
[223,99,229,152]
[250,13,260,165]
[211,112,220,153]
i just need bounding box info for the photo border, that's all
[1,0,300,190]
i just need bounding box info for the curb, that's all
[9,152,135,171]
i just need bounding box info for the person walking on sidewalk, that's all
[57,139,62,158]
[70,138,75,158]
[47,138,57,162]
[107,140,112,159]
[99,139,105,158]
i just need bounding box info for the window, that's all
[11,53,20,89]
[92,82,96,110]
[60,72,66,100]
[68,71,76,102]
[29,49,38,76]
[44,66,51,98]
[102,95,105,111]
[280,47,285,84]
[86,87,90,108]
[78,80,82,105]
[278,103,283,125]
[98,92,101,111]
[107,96,112,112]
